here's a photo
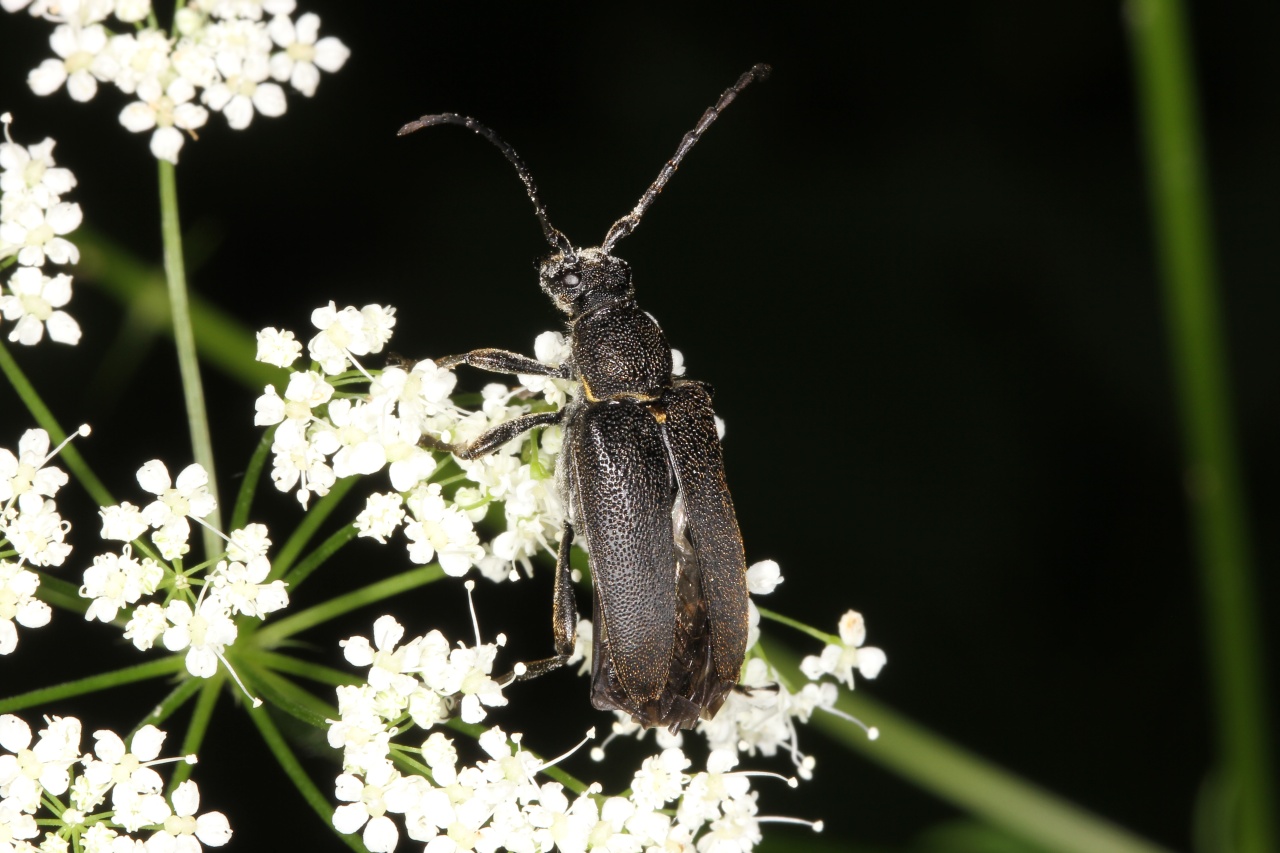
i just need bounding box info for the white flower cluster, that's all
[800,610,887,689]
[334,613,510,733]
[254,304,570,583]
[0,427,82,654]
[82,459,289,678]
[0,115,82,346]
[330,616,800,853]
[6,0,350,163]
[258,301,886,847]
[698,606,883,780]
[0,713,231,852]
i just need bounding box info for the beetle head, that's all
[539,247,632,316]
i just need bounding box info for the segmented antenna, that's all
[601,63,771,253]
[398,113,577,260]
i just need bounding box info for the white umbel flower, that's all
[0,132,76,210]
[0,427,69,504]
[800,610,887,688]
[307,302,391,374]
[137,460,218,527]
[162,597,237,678]
[200,20,285,130]
[27,23,113,102]
[333,760,405,853]
[6,492,72,566]
[206,557,288,618]
[254,325,302,367]
[114,0,151,23]
[0,267,81,345]
[0,200,81,266]
[266,12,350,97]
[745,559,782,594]
[80,545,164,623]
[99,501,148,541]
[0,561,52,654]
[150,780,234,850]
[118,75,210,164]
[107,28,175,96]
[0,714,81,812]
[254,370,334,434]
[355,492,405,544]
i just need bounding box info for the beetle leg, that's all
[501,520,580,683]
[550,521,579,656]
[436,348,571,379]
[421,409,562,459]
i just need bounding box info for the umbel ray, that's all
[399,64,770,731]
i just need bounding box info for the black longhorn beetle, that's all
[398,64,770,731]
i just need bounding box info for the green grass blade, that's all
[763,639,1174,853]
[75,226,283,392]
[1126,3,1275,852]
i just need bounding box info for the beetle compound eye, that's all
[563,273,580,287]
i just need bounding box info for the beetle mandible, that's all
[399,64,770,731]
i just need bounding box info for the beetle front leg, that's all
[436,348,571,379]
[421,409,562,460]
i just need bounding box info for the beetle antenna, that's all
[601,63,771,254]
[399,112,577,260]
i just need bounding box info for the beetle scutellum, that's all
[399,65,770,731]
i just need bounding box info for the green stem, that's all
[763,639,1174,853]
[135,675,205,733]
[240,663,335,729]
[171,675,223,790]
[283,522,359,588]
[0,338,113,507]
[34,572,89,615]
[756,606,836,645]
[256,651,358,688]
[1127,4,1275,852]
[230,427,275,532]
[254,564,446,647]
[158,160,221,558]
[245,698,369,853]
[0,656,186,714]
[271,475,359,579]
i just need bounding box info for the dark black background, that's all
[2,3,1278,851]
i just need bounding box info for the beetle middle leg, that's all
[420,354,580,679]
[420,409,562,459]
[421,347,569,456]
[500,519,581,683]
